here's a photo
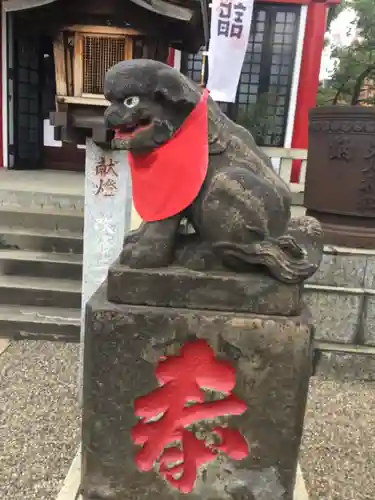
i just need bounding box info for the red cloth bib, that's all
[128,89,209,222]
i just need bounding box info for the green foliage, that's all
[327,0,375,105]
[316,83,346,107]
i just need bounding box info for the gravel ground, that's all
[0,341,81,500]
[300,376,375,500]
[0,341,374,500]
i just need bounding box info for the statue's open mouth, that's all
[114,118,152,139]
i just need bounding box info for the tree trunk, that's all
[332,87,343,105]
[332,82,347,105]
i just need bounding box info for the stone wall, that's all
[304,245,375,380]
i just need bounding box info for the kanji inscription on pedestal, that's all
[94,156,119,197]
[132,339,249,493]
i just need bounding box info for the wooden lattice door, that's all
[12,28,43,169]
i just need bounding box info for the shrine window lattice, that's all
[183,4,300,147]
[83,36,127,95]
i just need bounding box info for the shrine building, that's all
[0,0,339,177]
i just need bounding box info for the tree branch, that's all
[351,64,375,105]
[332,82,348,105]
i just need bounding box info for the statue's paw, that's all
[121,241,172,268]
[123,227,143,246]
[120,241,136,264]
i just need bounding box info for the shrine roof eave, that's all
[2,0,58,9]
[3,0,209,52]
[125,0,210,51]
[2,0,341,12]
[1,0,208,13]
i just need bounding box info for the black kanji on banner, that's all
[218,19,230,37]
[231,2,247,39]
[217,1,247,39]
[217,1,231,37]
[219,1,232,18]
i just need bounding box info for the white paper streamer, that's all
[207,0,255,103]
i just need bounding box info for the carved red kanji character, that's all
[132,340,248,493]
[158,427,249,493]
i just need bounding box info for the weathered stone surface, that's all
[314,350,375,381]
[306,252,366,288]
[107,263,302,316]
[363,255,375,289]
[362,296,375,346]
[304,291,361,344]
[81,284,313,500]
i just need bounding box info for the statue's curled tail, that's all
[214,216,323,284]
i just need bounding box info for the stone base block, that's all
[304,290,362,344]
[81,283,313,500]
[314,350,375,380]
[57,449,310,500]
[363,296,375,346]
[304,246,375,346]
[107,262,302,316]
[306,251,367,288]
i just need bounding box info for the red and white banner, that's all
[207,0,254,102]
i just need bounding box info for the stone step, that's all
[0,187,84,214]
[0,304,80,341]
[0,227,83,254]
[0,206,84,233]
[0,275,81,309]
[0,249,82,280]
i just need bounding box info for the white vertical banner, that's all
[207,0,255,103]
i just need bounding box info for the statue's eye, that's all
[124,96,140,108]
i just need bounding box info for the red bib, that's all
[128,89,209,222]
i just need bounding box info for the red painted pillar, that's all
[0,8,3,168]
[167,48,175,67]
[290,1,327,182]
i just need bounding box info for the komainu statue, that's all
[104,59,323,284]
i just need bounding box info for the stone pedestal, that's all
[81,265,313,500]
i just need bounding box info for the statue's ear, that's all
[154,68,199,107]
